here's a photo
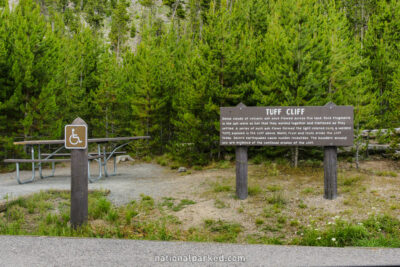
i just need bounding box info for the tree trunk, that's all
[105,106,109,138]
[355,123,360,169]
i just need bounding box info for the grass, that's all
[265,163,280,176]
[214,199,228,209]
[255,218,264,226]
[213,182,231,193]
[0,191,209,241]
[294,215,400,248]
[301,187,315,194]
[248,185,262,196]
[266,192,287,207]
[340,175,363,186]
[1,158,399,248]
[1,190,399,247]
[161,197,196,212]
[204,219,242,242]
[267,185,282,192]
[298,202,307,209]
[375,171,397,177]
[251,154,264,165]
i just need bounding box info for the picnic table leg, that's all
[16,162,36,184]
[38,145,42,179]
[103,146,108,177]
[31,146,35,176]
[41,146,64,179]
[113,156,117,174]
[88,144,103,183]
[105,142,130,176]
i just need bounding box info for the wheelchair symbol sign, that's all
[65,125,87,149]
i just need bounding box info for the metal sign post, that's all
[65,118,88,228]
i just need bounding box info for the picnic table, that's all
[4,136,150,184]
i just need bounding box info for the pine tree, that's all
[363,0,400,128]
[109,0,130,58]
[84,0,109,31]
[91,51,129,138]
[6,0,61,139]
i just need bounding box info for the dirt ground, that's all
[1,158,399,241]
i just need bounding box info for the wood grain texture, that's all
[324,146,337,200]
[236,146,248,200]
[70,117,88,228]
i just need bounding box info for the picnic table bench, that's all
[4,136,150,184]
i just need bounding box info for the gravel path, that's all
[0,162,191,205]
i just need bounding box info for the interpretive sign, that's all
[220,103,353,147]
[65,124,88,149]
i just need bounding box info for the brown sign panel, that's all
[65,125,88,149]
[220,104,353,147]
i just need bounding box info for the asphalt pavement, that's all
[0,235,399,266]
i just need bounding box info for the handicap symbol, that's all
[69,128,83,145]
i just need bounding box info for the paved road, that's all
[0,235,399,266]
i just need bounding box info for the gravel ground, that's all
[0,162,191,205]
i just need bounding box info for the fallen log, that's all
[360,128,400,138]
[339,144,400,153]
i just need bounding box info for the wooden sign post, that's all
[323,102,338,199]
[65,118,88,228]
[220,102,353,200]
[236,146,248,199]
[324,146,337,199]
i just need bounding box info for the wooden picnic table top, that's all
[13,136,150,145]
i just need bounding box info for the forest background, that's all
[0,0,399,166]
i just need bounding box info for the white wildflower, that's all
[317,237,321,240]
[331,238,336,242]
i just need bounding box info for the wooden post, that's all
[324,146,337,200]
[236,146,248,200]
[323,102,338,200]
[70,118,88,227]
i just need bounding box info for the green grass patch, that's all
[251,154,264,165]
[298,202,307,209]
[214,199,228,209]
[340,175,363,186]
[161,197,196,212]
[204,219,242,242]
[2,189,400,248]
[213,182,231,193]
[267,192,287,207]
[302,187,315,194]
[375,171,397,177]
[266,163,280,176]
[255,218,264,226]
[295,215,400,248]
[216,160,232,169]
[267,185,282,192]
[248,185,262,196]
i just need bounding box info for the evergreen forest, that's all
[1,0,399,165]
